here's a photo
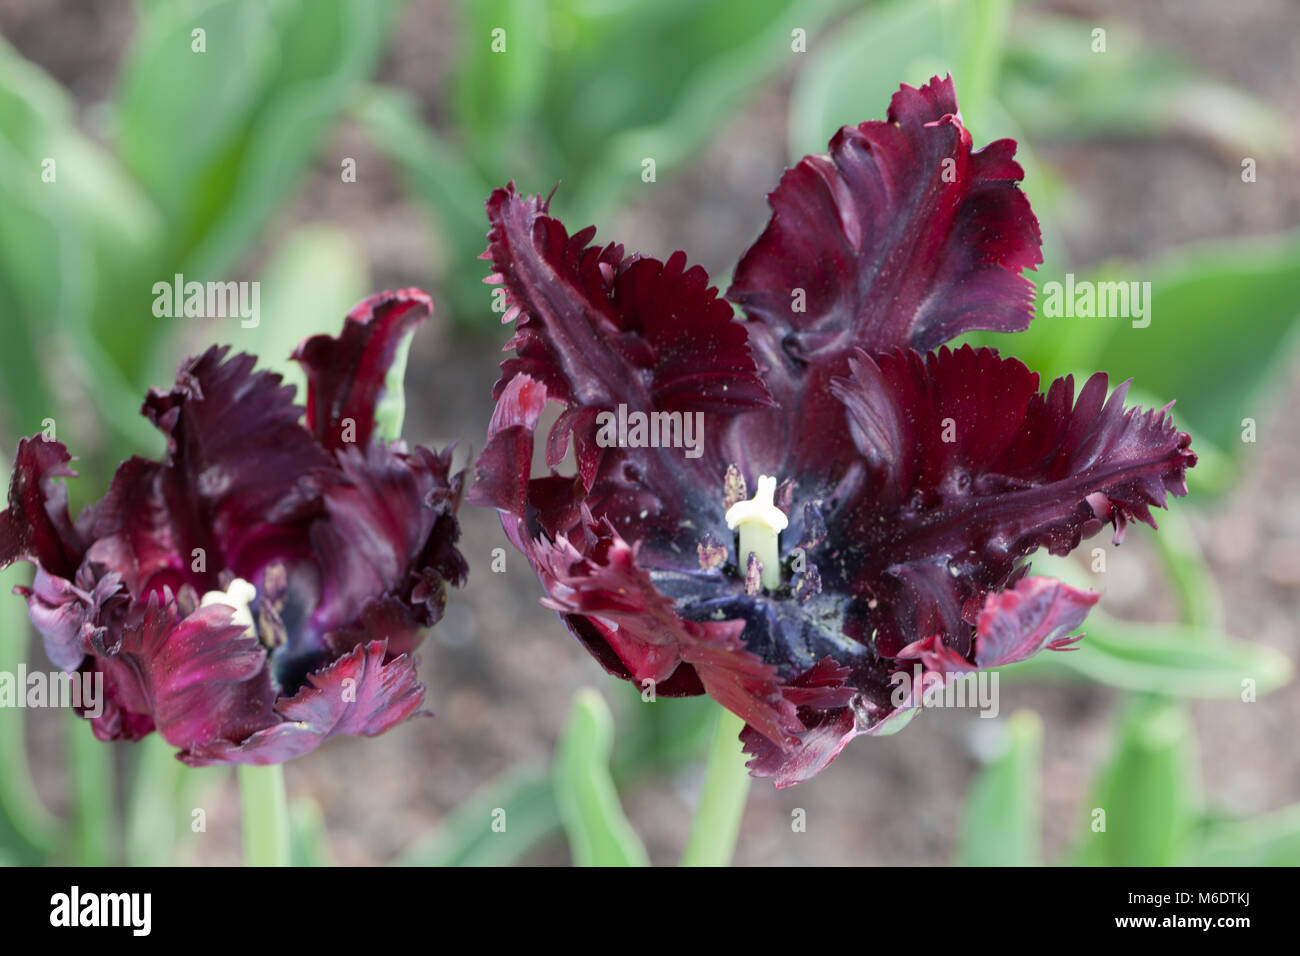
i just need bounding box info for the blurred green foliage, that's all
[956,710,1041,866]
[362,0,851,320]
[0,0,1296,867]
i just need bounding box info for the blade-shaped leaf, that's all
[1071,698,1198,866]
[210,225,369,397]
[790,0,1016,155]
[1193,804,1300,867]
[1002,15,1285,152]
[1088,236,1300,464]
[984,234,1300,485]
[114,0,398,276]
[1003,611,1291,698]
[956,710,1042,866]
[0,38,161,447]
[288,798,333,867]
[393,768,561,867]
[553,689,650,867]
[0,557,58,862]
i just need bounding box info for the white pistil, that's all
[725,474,788,591]
[200,578,258,639]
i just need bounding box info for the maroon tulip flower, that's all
[0,289,467,765]
[472,77,1195,786]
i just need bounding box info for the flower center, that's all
[725,474,788,591]
[200,577,258,639]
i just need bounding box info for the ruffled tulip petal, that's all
[485,184,770,416]
[476,77,1195,786]
[0,289,464,766]
[17,567,126,672]
[729,74,1041,359]
[0,438,84,579]
[94,597,280,752]
[530,515,804,749]
[481,185,772,547]
[829,345,1194,657]
[972,575,1098,668]
[741,708,859,788]
[310,442,467,643]
[88,347,331,599]
[293,288,433,451]
[179,640,425,766]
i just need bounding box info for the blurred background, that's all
[1,0,1298,866]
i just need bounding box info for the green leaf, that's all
[373,319,414,442]
[450,0,549,160]
[546,0,844,178]
[1002,15,1285,153]
[679,705,751,867]
[354,85,498,323]
[114,0,398,276]
[66,713,117,866]
[1088,236,1300,465]
[1071,698,1198,866]
[0,555,59,863]
[393,768,561,867]
[559,0,850,224]
[553,689,650,867]
[790,0,987,157]
[0,37,161,445]
[212,225,369,398]
[1147,503,1222,629]
[611,684,715,773]
[1004,610,1291,699]
[1193,804,1300,867]
[371,0,851,324]
[114,0,278,242]
[999,551,1287,697]
[125,735,226,866]
[289,799,333,867]
[953,0,1011,137]
[983,234,1300,482]
[956,710,1042,866]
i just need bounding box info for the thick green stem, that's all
[680,705,751,867]
[66,714,115,865]
[238,764,289,867]
[126,734,191,866]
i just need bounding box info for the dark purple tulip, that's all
[0,289,467,765]
[472,77,1195,786]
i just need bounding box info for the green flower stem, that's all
[680,705,751,867]
[1150,503,1222,630]
[554,689,650,867]
[238,764,290,867]
[0,579,58,861]
[66,714,115,865]
[126,734,190,866]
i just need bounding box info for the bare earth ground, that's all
[2,0,1298,865]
